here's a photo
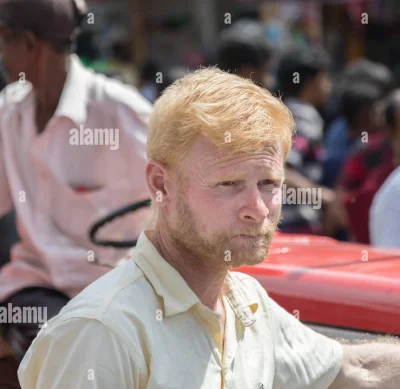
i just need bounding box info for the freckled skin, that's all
[166,136,284,268]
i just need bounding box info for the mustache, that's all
[230,212,282,237]
[229,216,281,238]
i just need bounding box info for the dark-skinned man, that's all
[0,0,152,386]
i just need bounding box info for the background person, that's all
[276,47,335,234]
[370,90,400,247]
[324,82,386,240]
[322,59,393,189]
[0,0,152,385]
[216,19,274,90]
[330,87,396,243]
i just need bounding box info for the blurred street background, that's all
[1,0,400,256]
[71,0,400,87]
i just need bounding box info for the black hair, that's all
[140,60,160,83]
[72,0,88,29]
[216,20,272,73]
[341,59,393,97]
[277,47,330,99]
[341,82,381,127]
[49,0,88,54]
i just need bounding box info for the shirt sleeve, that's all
[370,204,400,248]
[18,318,142,389]
[270,298,343,389]
[370,172,400,248]
[0,143,13,218]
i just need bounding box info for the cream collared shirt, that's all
[0,55,152,302]
[18,230,343,389]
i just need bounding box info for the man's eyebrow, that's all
[213,169,284,182]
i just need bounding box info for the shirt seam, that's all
[97,267,145,318]
[41,316,148,376]
[311,341,344,389]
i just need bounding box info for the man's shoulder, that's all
[0,81,32,108]
[229,271,270,302]
[284,98,323,137]
[88,70,153,118]
[28,256,157,370]
[47,257,154,330]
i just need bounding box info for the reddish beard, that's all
[167,193,280,267]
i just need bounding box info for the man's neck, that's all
[148,228,228,312]
[34,56,69,133]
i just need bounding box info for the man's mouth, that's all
[233,234,263,240]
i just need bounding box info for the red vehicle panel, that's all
[238,233,400,335]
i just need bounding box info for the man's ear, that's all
[23,31,38,51]
[145,159,175,207]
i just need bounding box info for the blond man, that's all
[19,68,400,389]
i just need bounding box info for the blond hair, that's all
[148,67,294,179]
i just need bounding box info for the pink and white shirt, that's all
[0,55,153,302]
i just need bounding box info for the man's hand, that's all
[285,167,336,207]
[330,340,400,389]
[323,188,349,236]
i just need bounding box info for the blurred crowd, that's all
[0,16,399,253]
[138,18,400,247]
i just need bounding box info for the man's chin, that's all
[232,233,274,266]
[227,246,270,268]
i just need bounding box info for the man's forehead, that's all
[185,135,284,177]
[189,135,282,157]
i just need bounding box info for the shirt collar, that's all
[133,230,259,326]
[223,272,259,326]
[53,54,90,125]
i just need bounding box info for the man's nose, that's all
[238,189,269,223]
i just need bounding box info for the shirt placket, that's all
[221,296,226,389]
[193,304,225,386]
[31,122,57,241]
[220,295,242,389]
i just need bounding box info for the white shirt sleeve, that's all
[270,298,343,389]
[370,204,400,248]
[18,318,142,389]
[370,168,400,248]
[0,145,13,218]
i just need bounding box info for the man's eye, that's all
[259,179,275,186]
[220,181,238,186]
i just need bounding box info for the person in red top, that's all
[337,133,395,243]
[332,92,399,243]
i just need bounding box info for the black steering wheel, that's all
[89,199,151,248]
